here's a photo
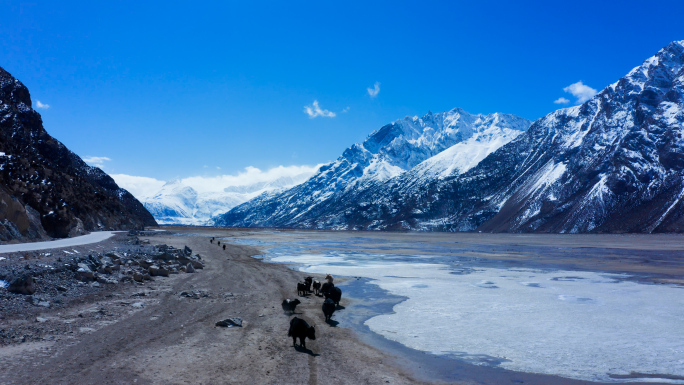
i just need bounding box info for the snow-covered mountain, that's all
[141,172,316,225]
[217,40,684,233]
[214,109,531,228]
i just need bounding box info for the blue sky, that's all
[1,1,683,187]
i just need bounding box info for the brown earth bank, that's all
[1,228,681,384]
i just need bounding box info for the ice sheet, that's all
[270,251,684,383]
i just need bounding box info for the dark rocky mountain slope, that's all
[0,67,156,242]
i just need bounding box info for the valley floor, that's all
[1,228,682,384]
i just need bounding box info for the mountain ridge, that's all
[216,40,684,233]
[214,108,532,228]
[0,66,156,241]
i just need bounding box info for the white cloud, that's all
[113,164,324,201]
[181,164,323,194]
[35,100,50,109]
[554,97,570,104]
[562,81,598,104]
[367,82,380,98]
[82,156,112,168]
[110,174,166,199]
[304,100,336,118]
[341,106,350,113]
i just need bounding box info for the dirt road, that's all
[0,232,424,385]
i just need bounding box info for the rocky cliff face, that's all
[0,66,157,242]
[216,41,684,233]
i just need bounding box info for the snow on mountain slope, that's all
[214,109,531,228]
[136,171,316,225]
[218,40,684,234]
[330,40,684,233]
[411,114,528,180]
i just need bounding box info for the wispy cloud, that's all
[341,106,350,113]
[35,100,50,109]
[553,97,570,104]
[367,82,380,98]
[82,156,112,168]
[562,81,598,104]
[304,100,336,118]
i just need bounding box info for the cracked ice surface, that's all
[270,253,684,383]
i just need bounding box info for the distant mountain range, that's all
[0,67,156,242]
[215,40,684,233]
[139,172,316,226]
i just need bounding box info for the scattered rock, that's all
[186,263,195,273]
[215,317,242,327]
[8,274,35,295]
[75,264,95,281]
[35,317,48,323]
[179,290,209,299]
[131,302,145,308]
[148,265,169,277]
[30,297,50,307]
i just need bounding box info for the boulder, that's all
[96,276,117,284]
[216,317,242,327]
[148,265,169,277]
[139,259,154,269]
[105,252,123,261]
[184,246,192,256]
[31,297,50,307]
[76,263,95,281]
[186,263,195,273]
[132,273,144,282]
[8,275,36,295]
[180,290,209,299]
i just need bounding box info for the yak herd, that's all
[284,274,343,349]
[211,237,342,351]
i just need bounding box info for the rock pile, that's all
[65,244,204,285]
[0,243,204,315]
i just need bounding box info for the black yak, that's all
[312,280,321,296]
[304,276,313,292]
[297,282,308,296]
[281,298,301,314]
[322,298,336,321]
[325,286,342,306]
[320,282,334,297]
[288,317,315,349]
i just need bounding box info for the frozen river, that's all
[228,232,684,384]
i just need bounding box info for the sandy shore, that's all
[1,227,680,384]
